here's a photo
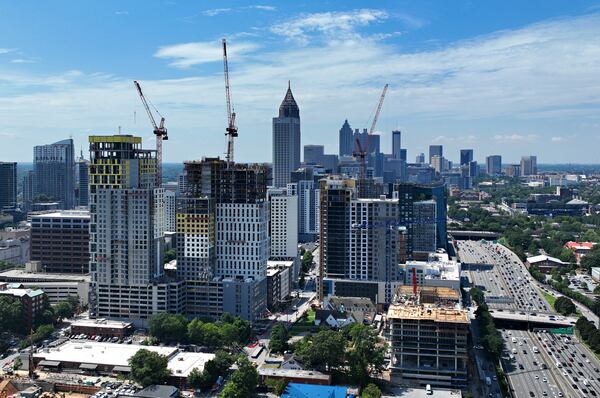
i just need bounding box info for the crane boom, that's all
[353,84,389,181]
[133,80,168,186]
[222,39,238,168]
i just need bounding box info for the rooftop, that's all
[168,351,215,377]
[258,367,330,382]
[71,318,133,329]
[30,210,90,220]
[382,387,462,398]
[564,241,595,250]
[387,303,469,324]
[33,341,177,367]
[0,268,90,281]
[526,254,568,265]
[281,383,346,398]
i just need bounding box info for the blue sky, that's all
[1,0,600,163]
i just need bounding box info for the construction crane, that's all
[222,38,237,168]
[133,80,168,186]
[353,83,389,180]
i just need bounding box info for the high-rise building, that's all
[395,182,447,258]
[486,155,502,175]
[177,158,269,321]
[75,152,89,207]
[291,168,322,242]
[88,135,183,323]
[459,149,473,166]
[400,149,407,162]
[415,153,425,164]
[303,145,324,165]
[412,200,437,254]
[339,119,354,157]
[30,210,89,274]
[33,138,75,209]
[428,145,443,165]
[388,295,469,388]
[506,164,521,177]
[392,130,402,159]
[0,162,17,211]
[431,155,444,173]
[164,190,176,232]
[272,83,301,187]
[22,170,35,210]
[354,129,381,155]
[520,155,538,176]
[267,187,298,259]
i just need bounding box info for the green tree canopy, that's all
[362,383,382,398]
[554,296,576,315]
[219,356,258,398]
[129,349,171,387]
[295,329,347,372]
[148,313,188,343]
[0,296,25,334]
[346,324,386,387]
[269,323,289,354]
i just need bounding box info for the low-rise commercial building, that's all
[526,254,569,273]
[266,260,293,309]
[0,262,89,305]
[71,318,133,338]
[0,282,45,329]
[564,241,596,264]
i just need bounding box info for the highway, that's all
[458,240,551,313]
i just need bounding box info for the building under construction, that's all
[387,286,469,389]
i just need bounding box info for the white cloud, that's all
[271,9,388,43]
[551,136,565,142]
[0,48,15,55]
[493,134,539,143]
[251,5,276,11]
[10,59,36,64]
[2,13,600,162]
[202,8,232,17]
[115,10,129,16]
[154,41,260,68]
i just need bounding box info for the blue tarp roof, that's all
[281,383,347,398]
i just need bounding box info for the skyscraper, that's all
[520,155,538,176]
[33,138,75,209]
[392,130,402,159]
[304,145,324,165]
[415,153,425,164]
[486,155,502,175]
[75,152,89,207]
[460,149,473,166]
[429,145,443,165]
[0,162,17,211]
[267,187,298,259]
[177,158,269,321]
[272,82,301,187]
[88,135,183,323]
[339,119,353,157]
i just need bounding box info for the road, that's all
[458,240,551,313]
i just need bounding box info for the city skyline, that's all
[1,1,600,164]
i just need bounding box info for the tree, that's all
[0,296,25,333]
[148,313,188,343]
[187,367,211,389]
[54,298,77,320]
[13,357,23,371]
[346,324,386,387]
[129,349,171,387]
[201,323,223,348]
[266,378,288,396]
[163,248,176,264]
[270,323,289,353]
[469,287,485,305]
[219,356,258,398]
[295,330,346,372]
[362,383,382,398]
[554,296,576,315]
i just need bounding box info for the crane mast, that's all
[222,39,238,168]
[353,83,389,180]
[133,80,168,186]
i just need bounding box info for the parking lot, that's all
[458,240,551,313]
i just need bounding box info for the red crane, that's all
[133,80,168,186]
[222,39,238,168]
[353,83,389,180]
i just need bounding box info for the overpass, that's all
[487,308,577,329]
[449,230,501,240]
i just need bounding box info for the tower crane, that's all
[133,80,168,186]
[222,38,237,168]
[353,83,389,180]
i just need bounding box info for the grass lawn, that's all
[540,290,556,308]
[289,309,316,335]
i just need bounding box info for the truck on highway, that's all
[485,377,491,386]
[533,346,539,353]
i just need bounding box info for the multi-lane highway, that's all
[458,240,551,313]
[458,240,600,397]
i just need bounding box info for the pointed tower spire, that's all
[279,81,299,119]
